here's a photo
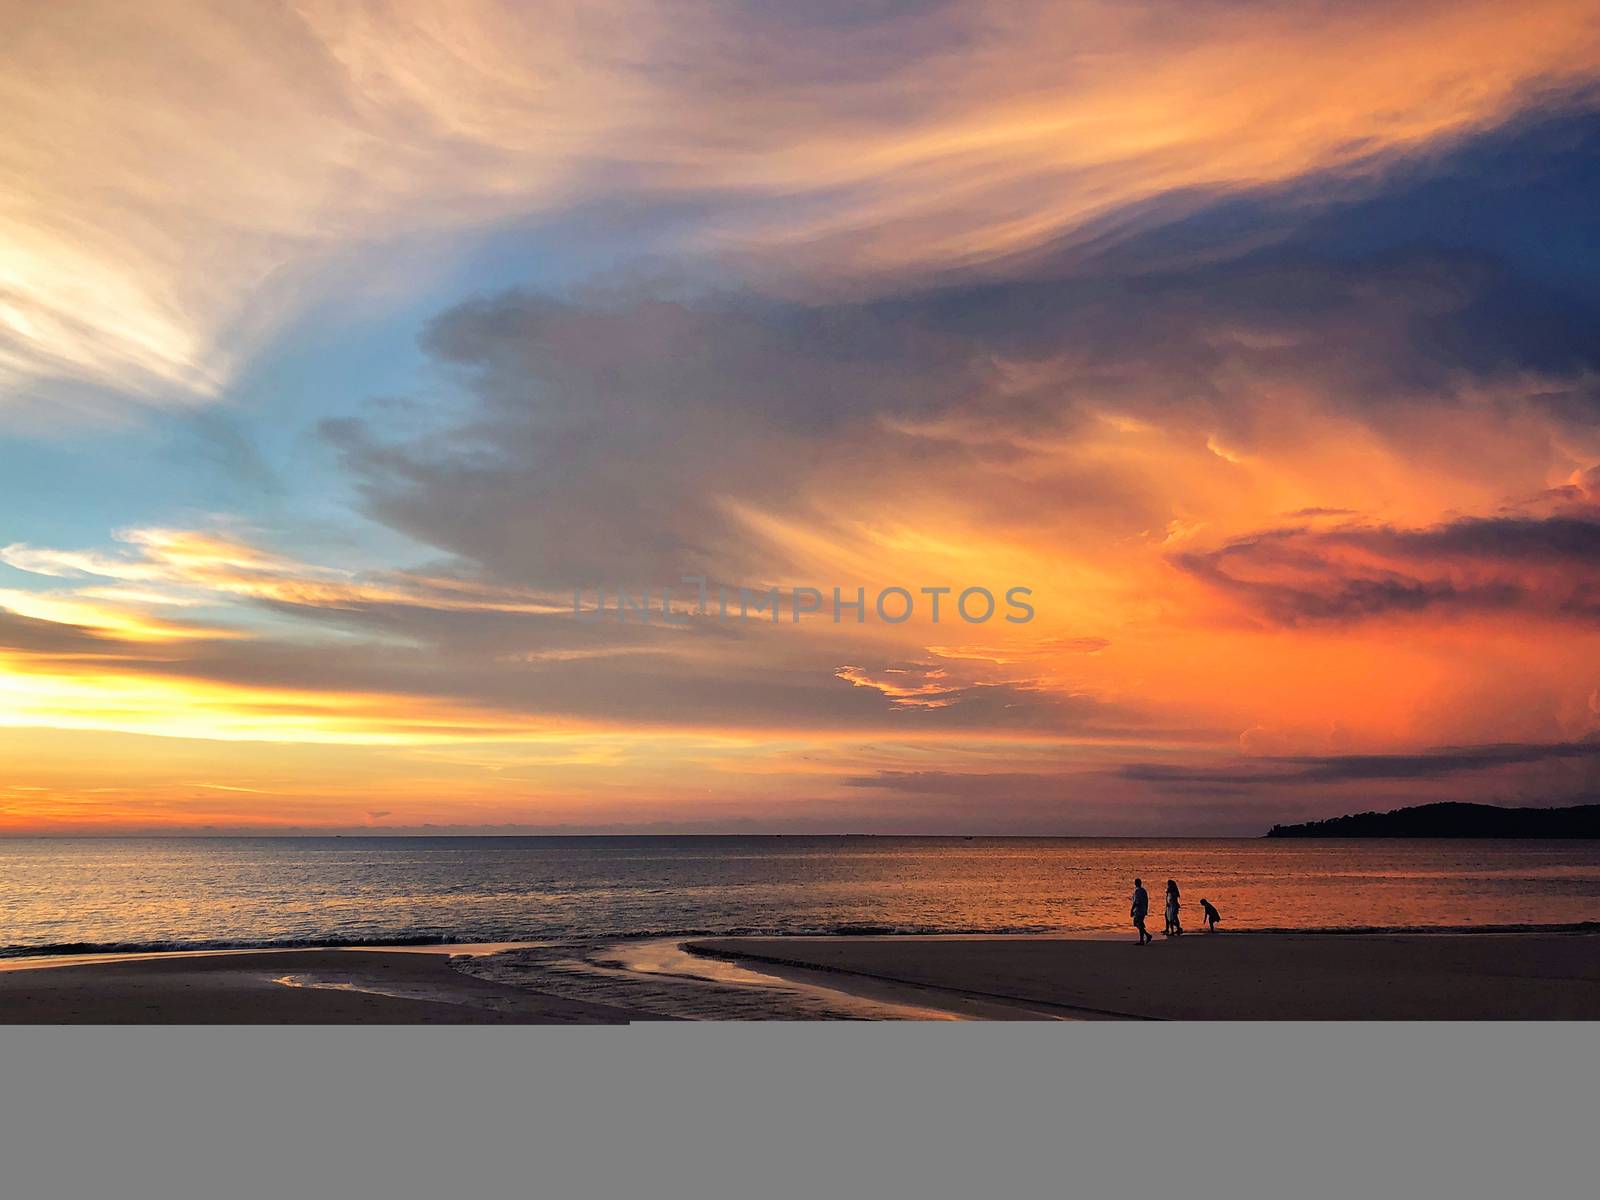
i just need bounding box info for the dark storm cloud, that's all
[321,287,1014,587]
[1176,512,1600,625]
[1119,736,1600,787]
[1353,516,1600,563]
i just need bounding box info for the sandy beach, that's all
[0,949,644,1024]
[3,931,1597,1021]
[687,932,1600,1020]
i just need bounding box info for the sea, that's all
[3,835,1596,957]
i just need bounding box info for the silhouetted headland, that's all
[1266,801,1600,838]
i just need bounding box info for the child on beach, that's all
[1200,898,1221,932]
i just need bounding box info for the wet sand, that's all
[8,932,1597,1022]
[0,949,645,1024]
[459,936,1086,1020]
[687,932,1600,1020]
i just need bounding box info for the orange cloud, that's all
[5,0,1597,416]
[5,3,1600,832]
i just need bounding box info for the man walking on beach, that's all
[1131,878,1152,944]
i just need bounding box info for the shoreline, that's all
[2,919,1595,966]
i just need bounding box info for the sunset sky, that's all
[4,0,1600,834]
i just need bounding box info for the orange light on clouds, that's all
[2,1,1599,833]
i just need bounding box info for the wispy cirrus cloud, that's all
[0,528,564,619]
[5,0,1599,418]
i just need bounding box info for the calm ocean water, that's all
[2,836,1598,958]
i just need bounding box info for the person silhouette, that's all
[1164,879,1182,937]
[1130,877,1152,944]
[1200,898,1221,932]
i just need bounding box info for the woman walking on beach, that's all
[1164,879,1183,937]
